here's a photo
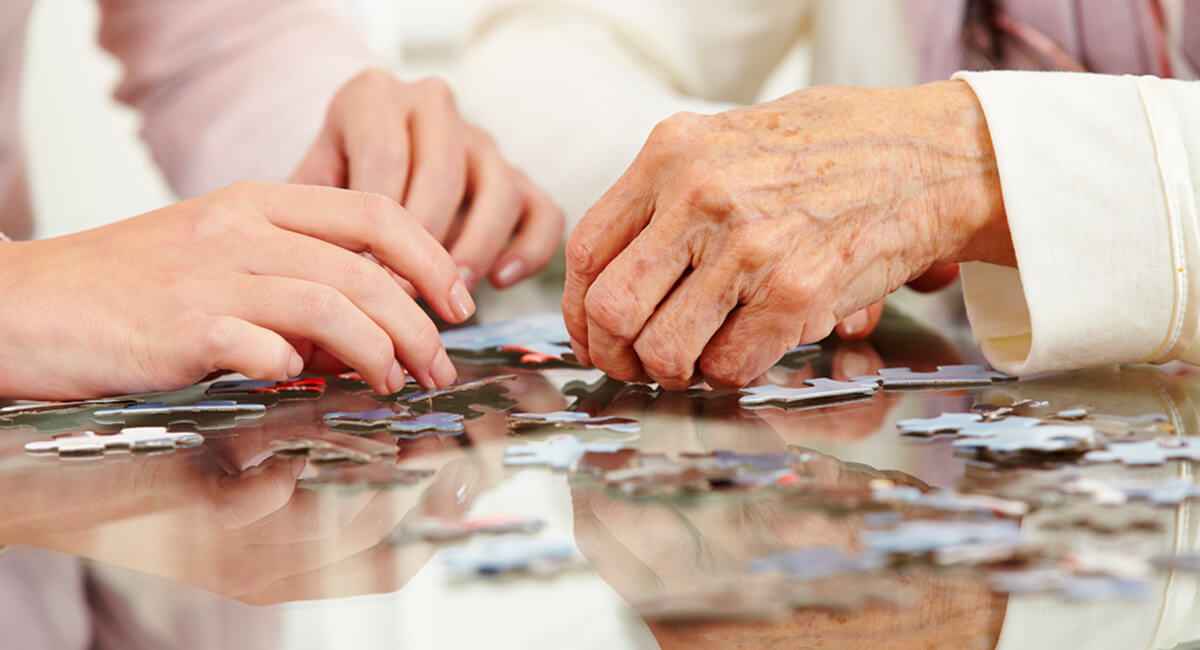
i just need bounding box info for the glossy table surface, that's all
[2,291,1199,650]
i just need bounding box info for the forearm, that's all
[98,0,377,197]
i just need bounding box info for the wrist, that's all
[911,80,1014,268]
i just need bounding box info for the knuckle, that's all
[357,191,402,231]
[341,257,390,301]
[584,282,638,341]
[698,353,748,387]
[565,232,600,275]
[636,341,691,385]
[199,316,239,358]
[416,76,457,108]
[648,111,702,148]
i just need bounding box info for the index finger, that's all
[562,171,655,363]
[243,182,475,325]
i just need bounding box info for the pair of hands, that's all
[0,70,563,400]
[563,80,1012,389]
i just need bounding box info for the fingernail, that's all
[458,266,476,289]
[287,353,304,378]
[493,259,524,287]
[842,309,870,336]
[430,348,457,387]
[841,349,872,378]
[449,279,476,322]
[387,361,407,394]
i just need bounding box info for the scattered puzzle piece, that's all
[953,425,1100,457]
[322,407,414,432]
[898,413,1042,438]
[25,427,203,457]
[504,435,632,471]
[1083,437,1200,466]
[970,399,1050,421]
[749,547,884,580]
[92,401,266,430]
[738,378,878,407]
[442,537,584,578]
[268,438,381,465]
[389,515,546,544]
[299,463,434,490]
[400,375,517,403]
[508,411,641,434]
[389,412,465,439]
[869,481,1029,517]
[989,567,1149,601]
[0,397,141,420]
[855,365,1013,388]
[206,377,326,400]
[862,519,1024,565]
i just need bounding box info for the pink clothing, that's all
[908,0,1200,80]
[0,0,378,240]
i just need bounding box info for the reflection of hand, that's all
[0,183,471,399]
[563,81,1011,389]
[293,69,565,289]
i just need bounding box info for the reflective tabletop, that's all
[3,287,1200,650]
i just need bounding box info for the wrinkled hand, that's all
[0,182,472,399]
[293,69,564,289]
[564,81,1012,388]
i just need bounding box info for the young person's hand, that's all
[292,70,564,290]
[0,182,473,399]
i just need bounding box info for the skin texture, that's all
[564,80,1013,389]
[0,182,471,399]
[291,69,565,290]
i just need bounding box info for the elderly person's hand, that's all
[292,69,564,290]
[563,80,1015,388]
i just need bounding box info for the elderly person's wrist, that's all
[911,80,1014,269]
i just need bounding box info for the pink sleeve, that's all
[96,0,379,197]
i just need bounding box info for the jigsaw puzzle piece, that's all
[25,427,204,458]
[92,400,266,430]
[953,425,1100,457]
[299,463,434,490]
[855,365,1014,388]
[508,411,641,434]
[1083,437,1200,466]
[322,407,413,432]
[206,377,326,401]
[388,412,465,439]
[442,537,584,578]
[738,378,878,407]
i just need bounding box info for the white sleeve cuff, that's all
[954,71,1188,375]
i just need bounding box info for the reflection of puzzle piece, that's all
[633,574,909,622]
[390,515,546,544]
[749,547,884,580]
[1,397,140,420]
[442,537,584,578]
[953,425,1100,456]
[92,401,266,430]
[990,568,1149,601]
[268,438,380,464]
[870,482,1029,517]
[323,407,413,432]
[863,519,1023,564]
[971,399,1051,421]
[401,375,517,403]
[504,435,631,471]
[207,377,326,400]
[1084,438,1200,466]
[738,378,877,407]
[855,365,1013,388]
[300,463,433,490]
[898,413,1041,437]
[25,427,203,458]
[508,411,640,434]
[389,412,465,439]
